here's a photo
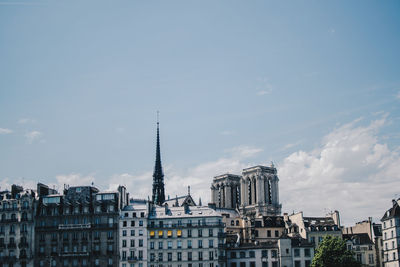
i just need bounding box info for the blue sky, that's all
[1,0,400,225]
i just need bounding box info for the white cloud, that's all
[0,128,13,134]
[56,173,96,189]
[25,130,42,143]
[257,90,272,96]
[282,141,302,151]
[220,130,234,136]
[256,77,274,96]
[226,145,263,159]
[279,116,400,225]
[0,177,36,191]
[18,118,36,124]
[109,145,263,205]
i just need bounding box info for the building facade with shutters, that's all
[147,204,225,267]
[0,185,36,267]
[381,199,400,267]
[119,200,148,267]
[34,184,128,267]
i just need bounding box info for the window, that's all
[168,241,172,249]
[177,240,182,249]
[177,252,182,261]
[187,240,192,248]
[139,239,143,247]
[209,251,214,260]
[249,251,255,258]
[139,220,143,226]
[271,250,277,258]
[188,252,192,261]
[209,229,213,237]
[122,240,127,247]
[130,239,135,247]
[261,250,268,258]
[294,261,301,267]
[209,239,214,248]
[168,252,172,261]
[150,253,155,262]
[131,221,135,227]
[198,229,203,237]
[167,230,172,237]
[198,240,203,248]
[267,230,271,237]
[139,230,143,236]
[188,229,192,237]
[304,248,311,257]
[231,251,237,258]
[274,230,279,237]
[158,252,163,261]
[131,230,135,236]
[158,230,163,238]
[177,230,182,237]
[123,230,127,236]
[123,221,127,227]
[159,241,163,249]
[294,249,300,257]
[150,242,154,249]
[305,260,311,267]
[240,251,245,258]
[369,254,374,264]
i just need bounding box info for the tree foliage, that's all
[311,235,361,267]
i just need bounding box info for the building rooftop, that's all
[149,205,222,219]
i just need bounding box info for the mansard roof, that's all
[343,233,374,245]
[163,195,196,207]
[381,199,400,221]
[262,216,285,227]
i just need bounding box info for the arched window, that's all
[248,179,252,205]
[253,178,257,203]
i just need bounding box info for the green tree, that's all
[311,235,361,267]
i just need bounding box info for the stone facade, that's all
[119,200,148,267]
[0,185,36,267]
[211,174,241,210]
[34,184,128,267]
[147,204,225,267]
[285,211,342,248]
[381,199,400,267]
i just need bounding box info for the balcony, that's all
[218,256,227,262]
[218,232,227,238]
[218,243,226,248]
[148,221,226,229]
[18,242,29,248]
[60,252,89,257]
[128,256,138,262]
[59,223,91,230]
[7,242,17,249]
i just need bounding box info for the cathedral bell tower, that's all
[152,117,165,206]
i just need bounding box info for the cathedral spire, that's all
[152,112,165,205]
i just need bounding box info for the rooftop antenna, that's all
[188,186,191,196]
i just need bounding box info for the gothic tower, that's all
[152,120,165,206]
[239,164,281,216]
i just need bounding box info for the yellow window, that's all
[177,230,182,236]
[167,230,172,237]
[150,231,155,237]
[158,230,163,236]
